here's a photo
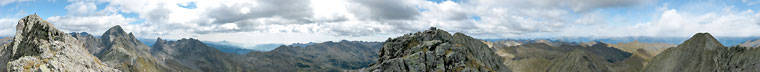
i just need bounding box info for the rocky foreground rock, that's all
[0,14,117,72]
[361,27,510,72]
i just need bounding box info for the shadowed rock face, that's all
[643,33,760,72]
[0,14,117,71]
[362,27,510,72]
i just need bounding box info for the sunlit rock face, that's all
[0,14,118,72]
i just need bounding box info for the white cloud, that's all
[65,1,97,16]
[46,14,137,34]
[22,0,759,46]
[630,9,760,37]
[0,18,17,36]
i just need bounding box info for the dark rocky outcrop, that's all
[0,14,117,71]
[361,27,510,72]
[643,33,760,72]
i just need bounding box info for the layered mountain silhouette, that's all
[489,40,645,72]
[739,39,760,48]
[151,38,246,71]
[4,14,760,72]
[243,40,382,72]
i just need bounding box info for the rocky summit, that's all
[0,14,117,72]
[361,27,510,72]
[75,25,172,72]
[643,33,760,72]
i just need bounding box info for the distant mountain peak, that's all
[101,25,134,41]
[679,33,724,50]
[105,25,125,34]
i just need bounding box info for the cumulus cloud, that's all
[46,14,136,34]
[349,0,420,20]
[46,0,657,39]
[21,0,759,46]
[0,18,17,36]
[632,9,760,37]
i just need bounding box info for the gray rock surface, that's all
[362,27,510,72]
[0,14,117,72]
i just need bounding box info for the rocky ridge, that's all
[643,33,760,72]
[362,27,510,71]
[0,14,117,72]
[151,38,245,72]
[490,40,642,72]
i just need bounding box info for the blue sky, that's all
[1,0,760,49]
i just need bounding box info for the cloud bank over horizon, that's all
[1,0,760,45]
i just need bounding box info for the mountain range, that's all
[2,14,760,72]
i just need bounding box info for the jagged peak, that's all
[155,37,166,44]
[173,38,204,45]
[15,14,61,36]
[156,37,163,41]
[680,33,725,50]
[404,27,452,39]
[101,25,138,41]
[9,14,66,59]
[109,25,123,31]
[102,25,130,37]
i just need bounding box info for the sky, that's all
[1,0,760,49]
